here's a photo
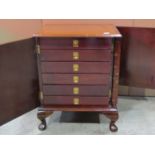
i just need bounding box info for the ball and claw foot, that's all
[110,121,118,132]
[38,119,47,131]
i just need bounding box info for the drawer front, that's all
[38,37,113,107]
[41,62,112,74]
[42,74,110,85]
[43,85,109,96]
[40,38,113,49]
[40,49,112,62]
[43,96,109,106]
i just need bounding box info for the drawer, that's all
[42,74,110,85]
[43,96,109,106]
[43,85,109,96]
[41,62,112,74]
[39,38,113,49]
[40,49,112,62]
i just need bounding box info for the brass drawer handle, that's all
[73,51,79,60]
[73,64,79,72]
[73,98,80,105]
[73,75,79,83]
[73,87,79,95]
[73,40,79,47]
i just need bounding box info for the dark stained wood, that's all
[118,27,155,89]
[40,49,112,62]
[0,38,39,126]
[43,96,109,105]
[41,62,112,74]
[39,38,113,50]
[42,74,110,85]
[43,85,109,96]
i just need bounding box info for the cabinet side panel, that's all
[0,38,39,126]
[111,38,121,106]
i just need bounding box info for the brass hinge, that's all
[39,91,43,101]
[36,45,40,54]
[109,90,111,98]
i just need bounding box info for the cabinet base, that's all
[37,106,118,132]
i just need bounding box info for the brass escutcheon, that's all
[73,40,79,47]
[73,98,80,105]
[73,51,79,60]
[73,64,79,72]
[73,87,79,95]
[73,76,79,83]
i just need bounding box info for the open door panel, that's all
[118,27,155,89]
[0,38,39,126]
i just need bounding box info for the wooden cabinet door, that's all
[0,38,39,126]
[118,27,155,89]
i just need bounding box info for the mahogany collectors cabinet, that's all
[2,25,154,133]
[35,25,122,132]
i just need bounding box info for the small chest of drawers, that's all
[36,25,121,132]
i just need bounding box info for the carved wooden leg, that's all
[37,110,53,131]
[109,120,118,132]
[102,110,119,132]
[38,118,47,131]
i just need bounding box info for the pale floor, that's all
[0,97,155,135]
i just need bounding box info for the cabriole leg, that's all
[38,118,47,131]
[37,110,53,131]
[109,120,118,132]
[102,110,119,132]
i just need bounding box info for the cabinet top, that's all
[34,24,122,38]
